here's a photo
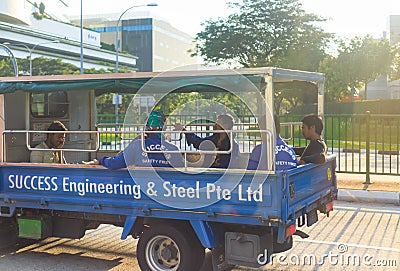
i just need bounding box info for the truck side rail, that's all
[3,128,274,171]
[280,121,302,142]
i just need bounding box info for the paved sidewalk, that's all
[336,173,400,205]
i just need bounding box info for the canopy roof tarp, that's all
[0,68,324,95]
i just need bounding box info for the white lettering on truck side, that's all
[8,174,58,191]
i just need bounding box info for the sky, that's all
[43,0,400,39]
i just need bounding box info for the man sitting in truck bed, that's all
[30,120,68,164]
[86,110,184,169]
[298,114,327,165]
[247,116,298,170]
[174,114,240,168]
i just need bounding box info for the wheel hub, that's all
[146,235,180,270]
[160,241,179,263]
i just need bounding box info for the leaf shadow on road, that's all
[0,236,131,271]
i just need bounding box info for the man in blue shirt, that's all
[87,110,184,169]
[174,114,240,168]
[248,116,298,171]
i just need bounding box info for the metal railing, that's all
[95,113,400,177]
[280,113,400,178]
[2,130,101,163]
[2,128,274,171]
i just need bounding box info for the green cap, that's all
[146,110,166,130]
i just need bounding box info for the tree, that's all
[0,57,122,77]
[0,56,138,118]
[32,2,51,20]
[274,81,317,114]
[193,0,331,69]
[192,0,333,113]
[101,42,115,52]
[320,36,393,101]
[0,58,15,77]
[33,57,80,75]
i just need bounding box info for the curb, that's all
[338,189,400,205]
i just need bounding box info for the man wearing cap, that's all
[174,114,240,168]
[86,110,184,169]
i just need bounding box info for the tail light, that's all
[285,224,295,238]
[327,201,333,212]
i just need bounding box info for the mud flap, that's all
[307,209,318,227]
[225,232,273,268]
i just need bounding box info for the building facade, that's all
[0,0,137,73]
[366,15,400,100]
[387,15,400,99]
[388,15,400,45]
[79,13,198,72]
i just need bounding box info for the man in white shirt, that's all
[30,120,67,164]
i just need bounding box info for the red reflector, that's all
[285,224,296,238]
[327,202,333,212]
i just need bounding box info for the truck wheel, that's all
[0,217,18,248]
[137,223,205,271]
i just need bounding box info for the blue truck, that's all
[0,67,337,270]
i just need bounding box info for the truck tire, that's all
[0,217,18,248]
[137,223,205,271]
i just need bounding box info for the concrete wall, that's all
[0,0,31,25]
[30,17,100,47]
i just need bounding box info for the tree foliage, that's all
[192,0,400,108]
[0,56,141,117]
[0,58,15,77]
[320,36,393,101]
[193,0,331,69]
[0,57,129,77]
[32,2,51,20]
[0,57,79,76]
[192,0,333,113]
[101,42,115,52]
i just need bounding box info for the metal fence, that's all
[280,113,400,179]
[96,113,400,177]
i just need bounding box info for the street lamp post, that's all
[80,0,84,74]
[29,40,59,76]
[0,43,18,76]
[3,42,30,75]
[6,40,59,76]
[114,3,157,131]
[115,3,157,73]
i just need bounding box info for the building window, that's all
[30,91,68,118]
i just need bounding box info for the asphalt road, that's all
[0,201,398,271]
